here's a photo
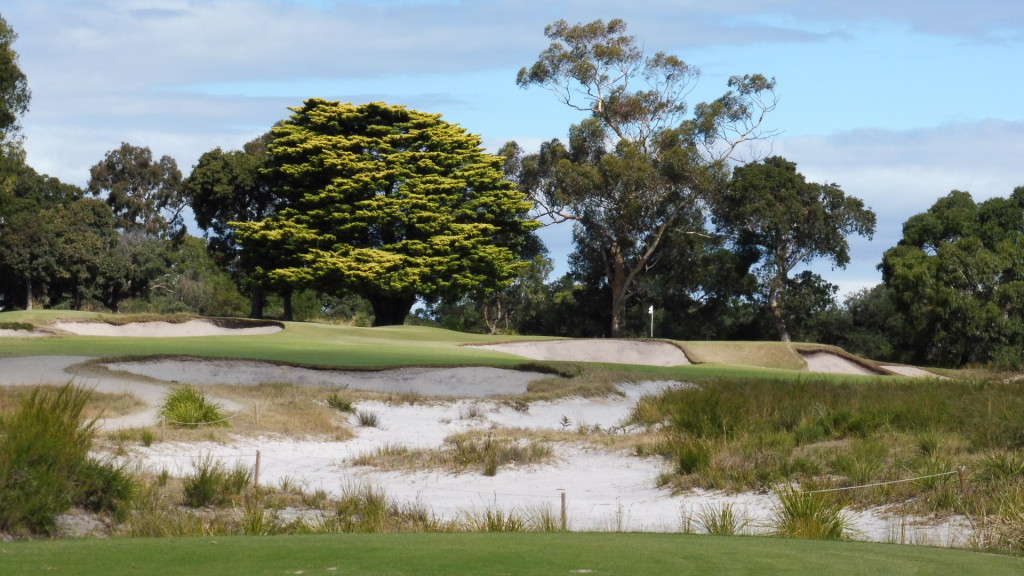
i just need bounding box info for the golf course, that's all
[1,310,1023,575]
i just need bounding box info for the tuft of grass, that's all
[326,392,354,413]
[182,454,253,507]
[159,385,229,429]
[694,502,749,535]
[356,409,381,428]
[769,487,849,540]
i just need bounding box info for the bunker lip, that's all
[474,339,691,367]
[52,318,283,337]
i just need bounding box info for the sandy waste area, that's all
[0,320,963,543]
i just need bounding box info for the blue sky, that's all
[3,0,1023,297]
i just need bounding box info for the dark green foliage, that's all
[0,384,96,535]
[159,386,229,429]
[882,187,1024,367]
[716,157,876,342]
[75,457,135,520]
[0,15,30,140]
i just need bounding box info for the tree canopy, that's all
[0,15,29,146]
[88,142,185,239]
[185,133,279,318]
[511,18,777,337]
[234,99,539,326]
[715,156,876,342]
[881,188,1024,367]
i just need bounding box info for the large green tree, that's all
[0,14,29,147]
[714,156,876,342]
[88,142,185,239]
[234,99,539,326]
[881,189,1024,367]
[184,133,279,318]
[512,18,777,337]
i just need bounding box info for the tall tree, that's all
[512,18,777,337]
[714,156,876,342]
[234,99,540,326]
[88,142,185,239]
[185,133,279,318]
[0,15,29,147]
[881,189,1024,367]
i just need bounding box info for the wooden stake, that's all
[958,465,967,494]
[255,450,262,489]
[560,491,567,531]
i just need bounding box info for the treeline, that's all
[3,15,1024,370]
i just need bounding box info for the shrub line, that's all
[800,470,960,494]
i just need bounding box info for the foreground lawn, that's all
[3,533,1022,576]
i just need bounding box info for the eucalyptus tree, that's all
[234,99,539,326]
[714,156,876,342]
[88,142,185,239]
[511,18,777,337]
[0,15,29,148]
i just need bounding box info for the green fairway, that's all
[3,532,1022,576]
[0,311,889,384]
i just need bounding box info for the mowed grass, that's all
[0,311,894,385]
[0,310,525,368]
[4,532,1024,576]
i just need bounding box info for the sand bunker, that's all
[881,365,945,378]
[476,339,690,367]
[801,351,882,375]
[54,319,282,337]
[105,358,554,397]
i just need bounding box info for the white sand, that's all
[54,319,281,337]
[107,358,556,397]
[0,344,968,543]
[801,351,881,375]
[881,365,945,378]
[476,339,691,367]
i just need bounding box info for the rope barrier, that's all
[802,470,959,494]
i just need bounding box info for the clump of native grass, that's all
[352,430,554,476]
[627,375,1024,551]
[0,384,135,537]
[769,487,850,540]
[159,385,229,429]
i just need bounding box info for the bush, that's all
[160,386,229,429]
[0,384,96,535]
[76,457,136,520]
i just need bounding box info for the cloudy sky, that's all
[4,0,1023,297]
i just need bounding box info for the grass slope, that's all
[3,533,1023,576]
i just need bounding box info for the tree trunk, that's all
[609,246,626,338]
[281,288,294,322]
[369,294,416,326]
[24,276,34,311]
[249,285,266,319]
[769,281,791,342]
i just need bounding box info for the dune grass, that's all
[3,532,1023,576]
